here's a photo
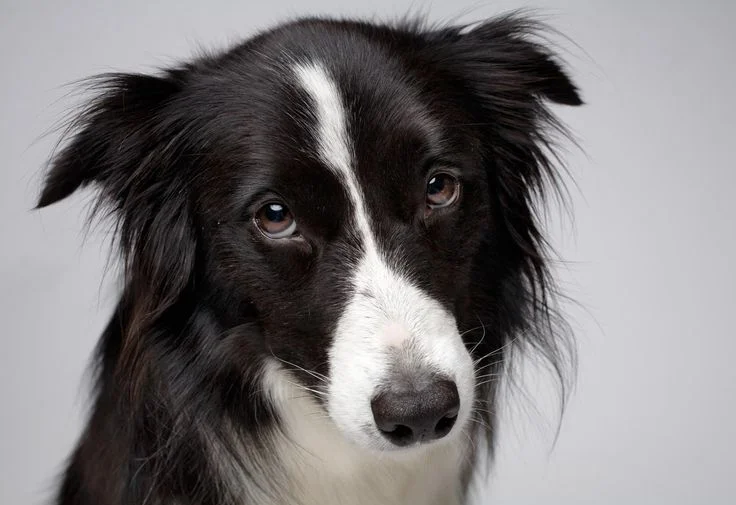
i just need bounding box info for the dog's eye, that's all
[255,202,297,239]
[426,173,460,209]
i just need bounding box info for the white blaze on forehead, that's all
[292,60,474,451]
[293,62,376,251]
[293,62,352,177]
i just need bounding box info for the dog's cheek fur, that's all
[35,73,277,505]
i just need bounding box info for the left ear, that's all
[426,14,583,106]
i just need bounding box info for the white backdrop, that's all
[2,1,735,503]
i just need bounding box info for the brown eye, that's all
[426,173,460,209]
[255,202,297,239]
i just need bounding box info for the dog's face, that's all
[208,57,488,450]
[38,18,580,454]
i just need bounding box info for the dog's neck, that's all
[223,362,476,505]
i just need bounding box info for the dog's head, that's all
[38,16,580,453]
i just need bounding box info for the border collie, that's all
[37,13,582,505]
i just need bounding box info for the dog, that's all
[37,13,582,505]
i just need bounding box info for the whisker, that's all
[473,358,505,371]
[472,406,496,417]
[472,333,524,366]
[473,397,495,407]
[285,380,328,398]
[467,315,487,355]
[469,416,492,432]
[269,351,329,383]
[475,379,499,388]
[474,373,500,380]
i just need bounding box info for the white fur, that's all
[293,60,476,451]
[262,361,469,505]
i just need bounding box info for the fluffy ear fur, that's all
[37,73,186,207]
[440,14,582,279]
[434,15,583,106]
[37,72,197,376]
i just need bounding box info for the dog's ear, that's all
[424,14,582,109]
[37,72,197,341]
[423,15,582,259]
[37,73,185,207]
[434,15,582,106]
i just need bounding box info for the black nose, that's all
[370,379,460,446]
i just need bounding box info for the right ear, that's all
[37,72,184,208]
[37,71,199,349]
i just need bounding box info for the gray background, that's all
[2,0,735,503]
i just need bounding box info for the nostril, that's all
[378,424,414,446]
[434,413,457,438]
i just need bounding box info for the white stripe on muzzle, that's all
[292,61,475,450]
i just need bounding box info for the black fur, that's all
[38,14,581,505]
